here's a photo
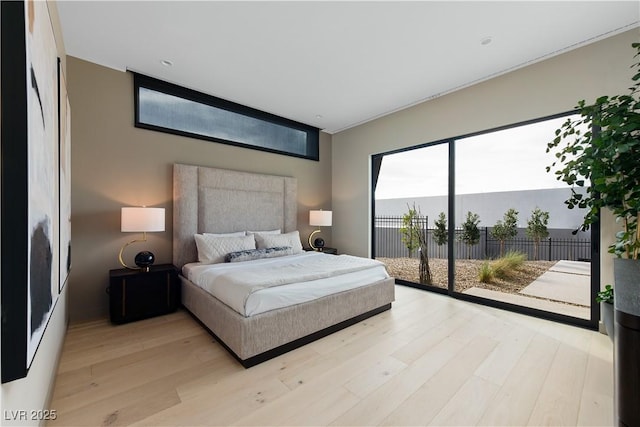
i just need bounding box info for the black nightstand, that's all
[319,247,337,254]
[305,247,337,254]
[108,264,180,324]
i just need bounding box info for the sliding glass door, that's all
[453,116,594,322]
[372,112,598,328]
[373,142,449,292]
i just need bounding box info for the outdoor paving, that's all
[463,287,590,320]
[548,260,591,276]
[519,260,591,306]
[462,260,591,320]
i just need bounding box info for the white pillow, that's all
[254,230,303,253]
[204,231,246,237]
[194,234,256,264]
[246,229,281,235]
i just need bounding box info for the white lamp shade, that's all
[309,210,332,227]
[121,207,165,232]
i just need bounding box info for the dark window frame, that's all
[133,73,320,161]
[371,110,600,331]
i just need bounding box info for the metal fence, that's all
[374,215,591,261]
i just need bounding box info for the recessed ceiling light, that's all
[316,115,323,119]
[480,36,493,46]
[160,59,173,67]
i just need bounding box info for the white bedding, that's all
[183,252,389,317]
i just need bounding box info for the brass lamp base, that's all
[118,232,151,271]
[308,229,321,250]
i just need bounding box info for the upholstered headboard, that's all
[173,164,298,269]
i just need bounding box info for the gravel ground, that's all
[378,257,556,294]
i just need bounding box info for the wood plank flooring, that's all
[48,286,613,426]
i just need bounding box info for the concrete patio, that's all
[463,260,591,320]
[520,260,591,306]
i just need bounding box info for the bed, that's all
[173,163,395,367]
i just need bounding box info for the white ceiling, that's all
[57,1,639,134]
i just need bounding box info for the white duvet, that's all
[183,252,390,317]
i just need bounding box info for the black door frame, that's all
[370,111,600,330]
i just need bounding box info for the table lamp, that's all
[308,210,332,250]
[118,206,165,272]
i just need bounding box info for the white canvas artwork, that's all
[26,0,60,366]
[59,67,72,291]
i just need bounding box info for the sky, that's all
[375,114,586,199]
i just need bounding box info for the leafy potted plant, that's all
[547,41,640,301]
[596,284,614,341]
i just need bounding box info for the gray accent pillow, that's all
[225,246,294,263]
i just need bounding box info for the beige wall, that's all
[66,56,333,322]
[332,29,639,293]
[1,1,69,424]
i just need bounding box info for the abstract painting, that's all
[1,0,62,382]
[26,0,60,367]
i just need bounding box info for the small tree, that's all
[433,212,448,258]
[526,207,550,260]
[399,205,421,258]
[491,208,519,257]
[411,207,432,285]
[459,211,481,259]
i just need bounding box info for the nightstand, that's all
[304,247,337,254]
[108,264,180,324]
[319,247,337,254]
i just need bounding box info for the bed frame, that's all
[173,163,395,367]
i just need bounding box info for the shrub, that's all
[596,284,614,304]
[459,211,481,259]
[478,261,494,283]
[478,250,526,282]
[526,207,550,260]
[491,208,519,256]
[433,212,448,258]
[399,205,422,258]
[499,250,526,269]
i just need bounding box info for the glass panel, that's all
[138,87,309,156]
[374,143,449,290]
[133,73,319,160]
[453,114,592,320]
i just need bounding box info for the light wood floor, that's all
[48,286,614,426]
